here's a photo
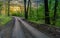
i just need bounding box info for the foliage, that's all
[0,1,3,8]
[0,1,3,15]
[0,0,60,27]
[26,0,60,27]
[0,15,12,26]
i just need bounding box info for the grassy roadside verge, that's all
[0,15,12,26]
[28,18,60,27]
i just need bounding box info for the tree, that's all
[53,0,58,25]
[0,2,3,15]
[24,0,28,19]
[36,1,39,20]
[24,0,31,19]
[27,0,32,18]
[8,0,10,16]
[44,0,50,24]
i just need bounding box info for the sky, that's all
[0,0,43,7]
[0,0,43,3]
[10,0,43,6]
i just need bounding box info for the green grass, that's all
[28,17,45,24]
[28,18,60,27]
[28,20,45,24]
[55,19,60,27]
[0,15,12,26]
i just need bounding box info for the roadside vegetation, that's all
[0,15,12,26]
[0,0,60,27]
[0,1,12,26]
[18,0,60,27]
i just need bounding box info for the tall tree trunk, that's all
[8,0,10,16]
[0,9,1,15]
[44,0,50,24]
[36,1,39,20]
[24,0,28,19]
[0,5,2,15]
[53,0,58,25]
[29,0,31,18]
[27,0,30,13]
[26,0,30,19]
[27,0,32,18]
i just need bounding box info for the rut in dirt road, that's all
[12,17,25,38]
[13,17,50,38]
[11,17,50,38]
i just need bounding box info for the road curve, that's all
[16,17,50,38]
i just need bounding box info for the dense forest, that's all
[23,0,60,27]
[0,0,60,27]
[0,0,60,38]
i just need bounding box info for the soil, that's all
[22,19,60,38]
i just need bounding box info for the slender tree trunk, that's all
[8,0,10,16]
[49,0,51,8]
[53,0,58,25]
[26,0,31,19]
[0,6,2,15]
[29,0,31,18]
[24,0,28,19]
[27,0,30,13]
[0,9,1,15]
[36,1,39,20]
[44,0,50,24]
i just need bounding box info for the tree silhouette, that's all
[24,0,31,19]
[24,0,28,19]
[0,2,3,15]
[44,0,50,24]
[27,0,31,18]
[53,0,58,25]
[8,0,10,16]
